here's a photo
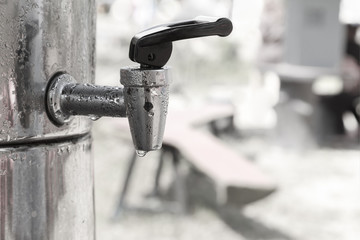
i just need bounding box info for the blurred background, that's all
[92,0,359,239]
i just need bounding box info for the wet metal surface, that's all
[121,67,170,153]
[61,83,126,119]
[47,74,126,126]
[0,136,95,240]
[46,67,169,155]
[0,1,96,239]
[0,0,96,144]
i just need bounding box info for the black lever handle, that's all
[129,16,233,68]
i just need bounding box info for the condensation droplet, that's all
[89,115,101,121]
[136,150,147,157]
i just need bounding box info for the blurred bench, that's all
[164,105,276,206]
[113,104,276,216]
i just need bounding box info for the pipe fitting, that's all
[46,74,77,126]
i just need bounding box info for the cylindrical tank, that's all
[0,0,96,239]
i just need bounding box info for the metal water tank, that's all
[0,1,96,239]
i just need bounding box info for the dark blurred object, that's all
[346,24,360,65]
[320,24,360,136]
[98,4,111,14]
[97,0,115,14]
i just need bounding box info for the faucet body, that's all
[120,67,170,152]
[46,67,170,153]
[45,16,232,154]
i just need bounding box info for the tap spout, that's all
[120,66,170,152]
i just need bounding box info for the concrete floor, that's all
[93,118,360,240]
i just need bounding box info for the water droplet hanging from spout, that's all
[136,150,147,157]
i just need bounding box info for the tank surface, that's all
[0,135,95,240]
[0,0,96,144]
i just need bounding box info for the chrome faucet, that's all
[45,16,233,156]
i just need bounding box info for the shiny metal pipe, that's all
[61,84,126,118]
[46,74,126,126]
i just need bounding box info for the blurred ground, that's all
[93,117,360,240]
[93,9,360,240]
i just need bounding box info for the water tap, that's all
[46,16,233,156]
